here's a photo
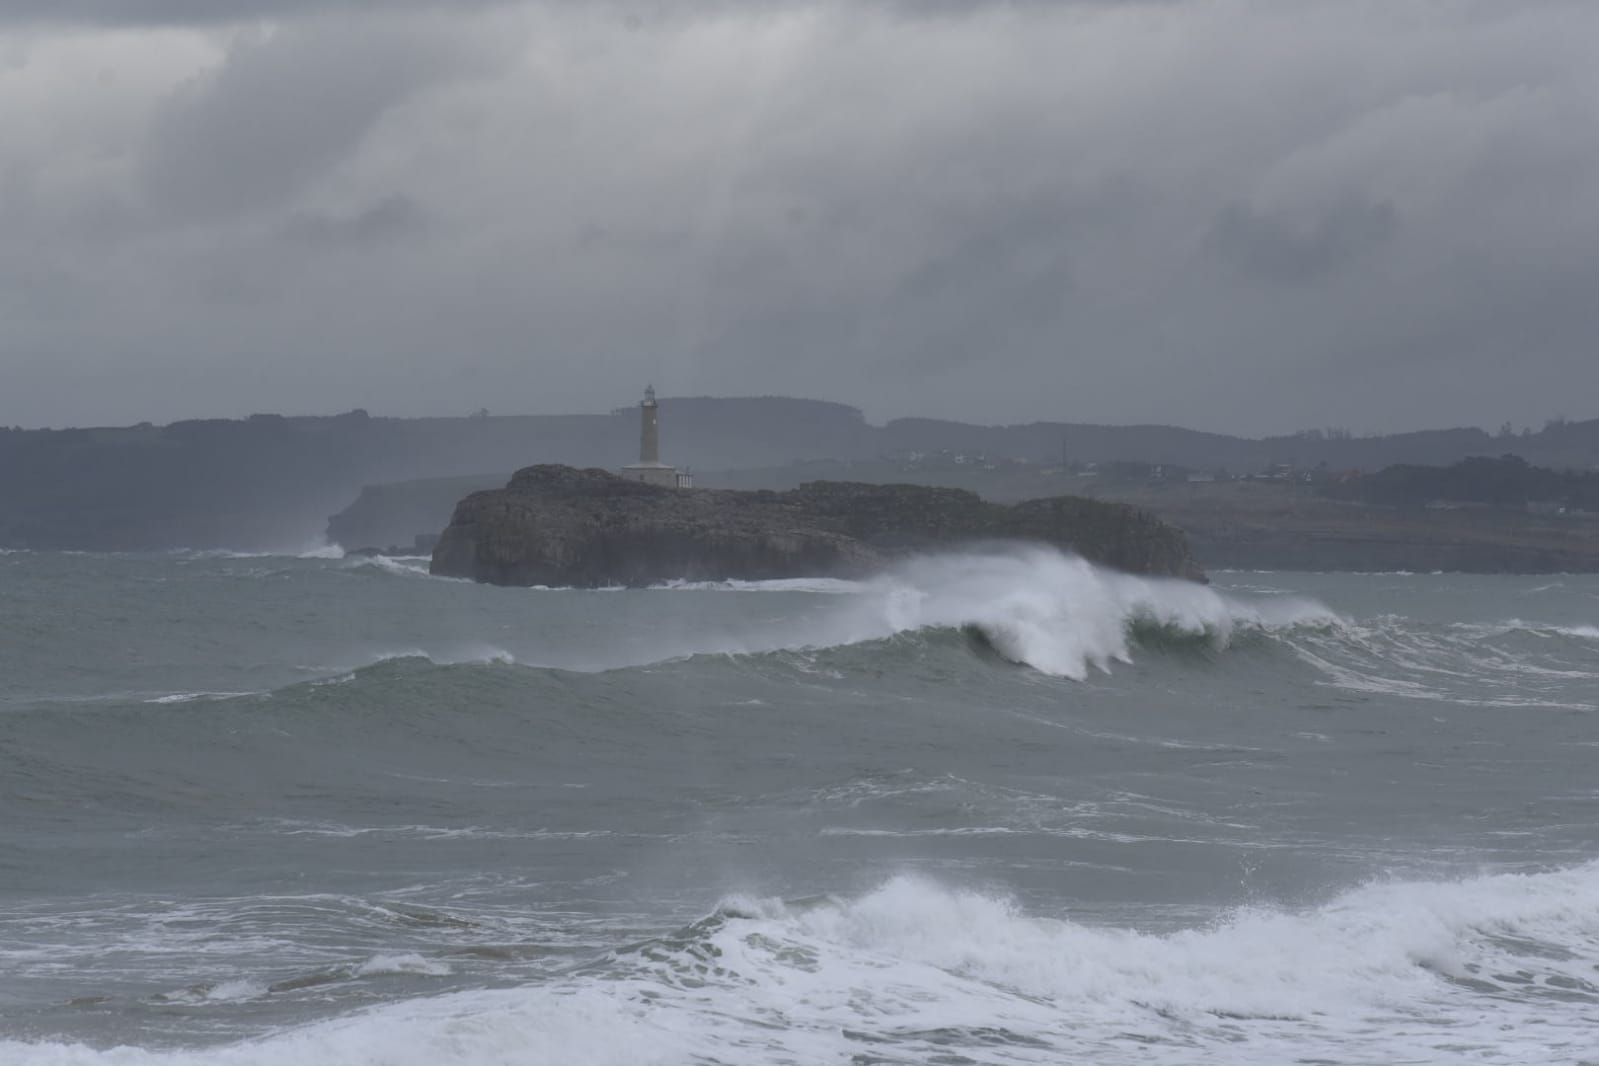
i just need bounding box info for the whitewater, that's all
[2,546,1597,1064]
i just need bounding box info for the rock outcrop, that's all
[429,465,1205,586]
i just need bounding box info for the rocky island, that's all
[428,464,1205,586]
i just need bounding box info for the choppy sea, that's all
[2,545,1598,1064]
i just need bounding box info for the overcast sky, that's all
[3,1,1596,435]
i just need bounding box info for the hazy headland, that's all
[5,398,1597,573]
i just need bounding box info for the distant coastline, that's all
[3,399,1598,566]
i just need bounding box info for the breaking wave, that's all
[8,863,1597,1066]
[171,541,346,561]
[846,548,1333,678]
[606,547,1591,702]
[617,546,1337,680]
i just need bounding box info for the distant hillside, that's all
[0,399,870,551]
[1322,454,1599,511]
[3,400,1596,551]
[875,418,1599,472]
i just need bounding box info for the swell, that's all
[5,544,1592,815]
[5,593,1575,742]
[0,625,1251,822]
[5,594,1588,769]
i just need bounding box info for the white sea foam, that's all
[342,555,436,578]
[151,978,271,1006]
[143,691,256,705]
[705,865,1599,1060]
[799,546,1335,679]
[361,645,516,668]
[1468,617,1599,641]
[8,864,1598,1066]
[197,979,268,1003]
[296,539,346,560]
[170,548,279,560]
[1554,623,1599,639]
[211,979,268,1002]
[354,953,451,978]
[445,644,516,666]
[267,820,613,841]
[356,556,429,576]
[296,648,513,687]
[651,576,864,594]
[1282,611,1599,706]
[169,539,346,561]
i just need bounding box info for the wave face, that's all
[2,549,1597,1061]
[805,546,1333,678]
[636,545,1335,679]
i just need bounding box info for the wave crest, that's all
[815,547,1334,679]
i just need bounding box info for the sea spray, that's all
[807,545,1336,679]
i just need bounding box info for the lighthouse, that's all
[639,384,660,464]
[620,385,692,488]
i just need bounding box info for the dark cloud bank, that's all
[2,0,1596,435]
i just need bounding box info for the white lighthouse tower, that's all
[620,385,691,487]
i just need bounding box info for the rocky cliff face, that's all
[429,465,1205,586]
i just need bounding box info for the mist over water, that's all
[2,547,1598,1064]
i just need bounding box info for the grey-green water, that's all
[2,547,1597,1064]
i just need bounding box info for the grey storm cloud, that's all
[0,0,518,26]
[281,195,428,249]
[1206,198,1399,286]
[0,0,1166,25]
[3,0,1599,434]
[140,21,484,219]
